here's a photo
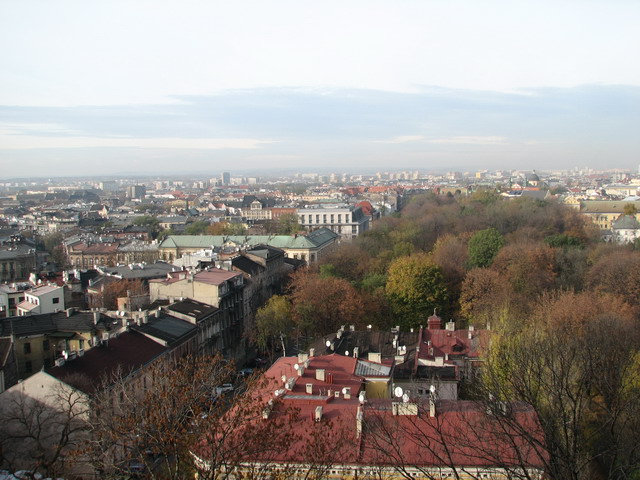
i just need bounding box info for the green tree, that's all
[623,203,638,216]
[467,227,505,268]
[385,254,449,329]
[254,295,294,358]
[184,220,210,235]
[277,212,301,235]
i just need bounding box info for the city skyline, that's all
[1,1,639,177]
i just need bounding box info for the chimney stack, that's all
[314,406,323,422]
[315,369,325,382]
[93,311,100,325]
[309,348,315,357]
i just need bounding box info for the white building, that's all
[17,284,65,316]
[298,205,369,241]
[612,215,640,244]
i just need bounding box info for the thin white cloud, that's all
[0,134,276,150]
[428,136,508,145]
[375,135,425,144]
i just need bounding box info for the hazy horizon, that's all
[2,1,639,178]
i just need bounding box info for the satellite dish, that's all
[342,387,348,395]
[293,363,299,371]
[325,340,331,348]
[394,386,404,398]
[62,350,68,360]
[402,393,410,403]
[281,375,287,384]
[344,350,349,357]
[358,392,366,404]
[430,385,436,394]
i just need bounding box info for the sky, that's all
[1,1,639,178]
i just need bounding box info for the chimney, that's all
[314,406,323,422]
[297,366,305,377]
[429,396,437,417]
[93,311,100,325]
[368,352,382,363]
[356,406,364,437]
[468,325,474,339]
[427,314,442,330]
[316,369,326,382]
[350,324,355,331]
[343,387,351,400]
[309,348,315,357]
[306,383,313,394]
[298,353,309,363]
[353,346,359,358]
[446,321,455,331]
[143,311,149,324]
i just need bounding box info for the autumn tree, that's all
[254,295,294,358]
[490,242,557,301]
[467,228,504,268]
[84,354,238,479]
[430,234,469,296]
[459,268,512,327]
[101,278,148,310]
[385,254,449,329]
[288,270,368,337]
[481,291,640,480]
[586,249,640,306]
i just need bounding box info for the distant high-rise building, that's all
[126,185,146,200]
[221,172,231,185]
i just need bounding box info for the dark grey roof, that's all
[1,311,116,338]
[130,314,197,347]
[612,214,640,230]
[101,261,174,280]
[232,255,264,276]
[163,298,218,321]
[1,314,58,337]
[246,244,285,259]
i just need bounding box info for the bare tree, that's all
[0,375,91,478]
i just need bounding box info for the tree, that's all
[385,254,449,329]
[459,268,512,326]
[490,242,556,300]
[101,278,148,310]
[277,212,301,235]
[586,249,640,306]
[254,295,294,358]
[288,270,368,337]
[623,203,638,216]
[0,376,91,478]
[84,354,238,479]
[467,228,504,268]
[481,291,640,480]
[184,220,210,235]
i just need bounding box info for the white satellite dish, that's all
[402,393,410,403]
[325,340,331,348]
[342,387,348,395]
[394,386,404,398]
[359,392,366,403]
[344,350,349,357]
[293,363,300,371]
[430,385,436,394]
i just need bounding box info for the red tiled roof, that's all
[197,353,545,472]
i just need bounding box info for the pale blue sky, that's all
[1,1,639,177]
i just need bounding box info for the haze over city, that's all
[1,1,639,178]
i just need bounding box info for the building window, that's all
[52,297,60,304]
[43,339,50,351]
[24,342,31,354]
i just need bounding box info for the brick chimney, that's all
[427,313,442,330]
